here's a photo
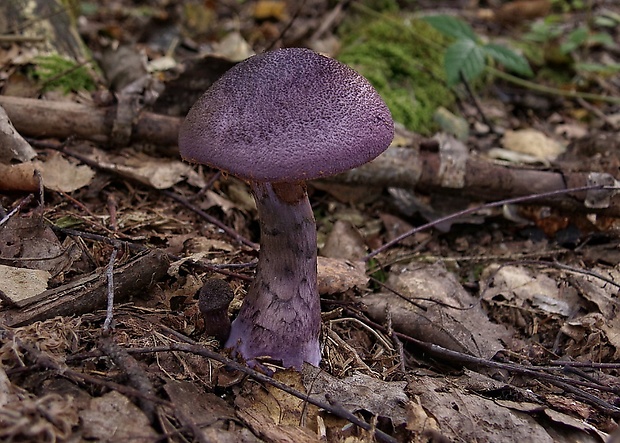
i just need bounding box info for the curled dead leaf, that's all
[317,257,368,294]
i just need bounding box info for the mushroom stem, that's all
[198,278,234,343]
[225,181,321,369]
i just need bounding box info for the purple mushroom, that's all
[179,48,393,369]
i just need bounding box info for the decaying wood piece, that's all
[0,162,39,191]
[327,146,620,216]
[0,105,37,162]
[0,250,170,327]
[1,0,88,61]
[0,96,181,146]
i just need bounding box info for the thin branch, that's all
[345,308,620,416]
[33,139,258,250]
[0,194,33,227]
[489,67,620,105]
[102,248,119,333]
[161,189,258,250]
[130,343,400,443]
[364,184,613,260]
[53,226,254,281]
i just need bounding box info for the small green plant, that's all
[550,0,587,13]
[422,15,533,85]
[367,258,388,285]
[31,54,96,93]
[525,20,615,54]
[523,17,619,76]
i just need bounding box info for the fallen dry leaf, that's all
[0,216,79,275]
[404,399,441,437]
[80,391,158,441]
[501,128,566,162]
[82,146,200,189]
[317,257,368,294]
[410,370,580,443]
[321,219,367,260]
[213,32,255,62]
[252,0,289,21]
[364,262,509,358]
[568,267,620,321]
[542,408,607,441]
[480,264,583,317]
[235,369,320,443]
[163,379,240,439]
[0,264,50,306]
[302,365,409,427]
[33,152,94,192]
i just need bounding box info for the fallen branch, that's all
[99,336,158,424]
[128,342,400,443]
[0,250,170,327]
[344,307,620,419]
[364,184,615,260]
[326,145,620,217]
[0,96,180,146]
[58,317,401,443]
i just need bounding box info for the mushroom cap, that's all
[178,48,394,183]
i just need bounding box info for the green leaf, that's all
[444,39,485,85]
[574,62,620,75]
[589,32,615,48]
[523,20,562,43]
[593,15,617,28]
[422,15,477,41]
[53,215,84,229]
[561,26,589,53]
[483,43,533,77]
[594,10,620,28]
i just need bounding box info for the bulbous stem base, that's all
[225,181,321,369]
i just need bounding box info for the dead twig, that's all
[161,189,258,250]
[29,138,258,251]
[0,326,167,406]
[549,361,620,370]
[521,260,620,290]
[98,336,158,424]
[129,343,400,443]
[459,72,496,134]
[102,248,119,333]
[0,194,33,227]
[364,184,615,260]
[52,226,254,281]
[345,308,620,417]
[57,191,130,238]
[264,0,307,51]
[65,320,399,443]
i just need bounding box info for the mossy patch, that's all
[31,54,96,94]
[338,15,454,134]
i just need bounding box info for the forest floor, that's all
[1,0,620,442]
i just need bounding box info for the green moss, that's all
[32,54,96,94]
[338,15,454,134]
[359,0,400,13]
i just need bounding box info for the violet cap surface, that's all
[178,47,394,182]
